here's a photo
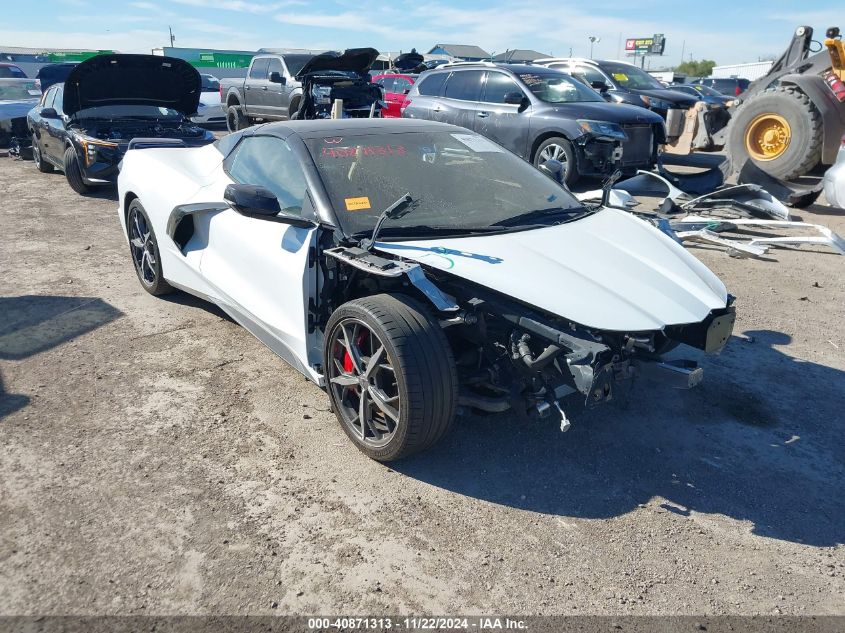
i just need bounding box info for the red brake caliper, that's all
[342,329,368,373]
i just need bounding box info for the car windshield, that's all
[283,54,314,76]
[306,130,588,239]
[73,105,184,120]
[0,79,40,100]
[691,84,723,97]
[518,72,604,103]
[201,75,220,92]
[602,62,664,90]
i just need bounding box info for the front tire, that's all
[226,105,248,133]
[126,199,174,296]
[324,294,458,462]
[727,86,823,180]
[533,136,579,186]
[63,146,90,194]
[32,134,54,173]
[288,96,301,120]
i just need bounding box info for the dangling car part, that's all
[822,133,845,208]
[291,48,384,120]
[117,118,734,462]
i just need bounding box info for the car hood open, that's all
[376,208,728,332]
[295,48,380,79]
[62,54,201,117]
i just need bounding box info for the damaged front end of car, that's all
[318,243,735,431]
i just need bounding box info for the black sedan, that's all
[28,54,215,195]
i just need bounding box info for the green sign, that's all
[187,52,254,69]
[46,50,114,62]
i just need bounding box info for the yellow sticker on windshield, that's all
[345,196,371,211]
[612,73,628,82]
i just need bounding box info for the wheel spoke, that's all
[130,237,145,249]
[358,389,370,440]
[330,373,358,387]
[364,345,385,379]
[368,386,399,422]
[340,323,363,374]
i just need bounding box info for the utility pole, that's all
[169,26,175,47]
[680,39,685,67]
[588,35,600,59]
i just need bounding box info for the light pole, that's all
[588,36,600,59]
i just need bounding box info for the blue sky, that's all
[2,0,840,66]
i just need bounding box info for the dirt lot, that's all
[0,148,843,617]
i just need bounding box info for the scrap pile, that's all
[577,160,844,259]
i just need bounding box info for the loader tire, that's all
[727,86,823,181]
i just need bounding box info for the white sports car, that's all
[118,118,735,461]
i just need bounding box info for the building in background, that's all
[0,47,115,77]
[491,49,552,63]
[427,44,490,62]
[710,60,774,80]
[152,46,259,78]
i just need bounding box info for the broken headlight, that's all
[577,119,627,141]
[76,135,119,166]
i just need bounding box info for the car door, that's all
[378,76,401,117]
[245,57,270,117]
[435,70,484,129]
[32,86,57,159]
[474,71,531,157]
[199,135,318,370]
[404,71,448,119]
[264,57,287,118]
[43,85,68,164]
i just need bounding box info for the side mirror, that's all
[269,72,286,85]
[224,184,315,228]
[503,91,525,105]
[402,88,411,94]
[41,107,59,119]
[225,184,280,216]
[590,80,609,92]
[539,159,565,184]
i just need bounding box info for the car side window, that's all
[53,85,64,114]
[483,72,522,103]
[249,58,270,80]
[393,77,412,93]
[226,136,307,215]
[416,72,448,96]
[267,58,283,78]
[443,70,484,101]
[379,77,396,93]
[42,86,56,108]
[572,65,608,86]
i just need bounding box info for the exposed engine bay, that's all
[294,72,383,120]
[318,244,735,429]
[71,120,209,143]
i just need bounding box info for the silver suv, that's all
[402,62,665,185]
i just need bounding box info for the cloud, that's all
[170,0,305,13]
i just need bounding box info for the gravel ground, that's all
[0,148,843,616]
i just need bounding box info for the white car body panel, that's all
[118,139,728,387]
[823,142,845,208]
[191,91,226,124]
[378,208,727,332]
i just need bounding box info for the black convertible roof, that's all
[251,118,459,140]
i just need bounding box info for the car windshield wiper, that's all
[353,224,508,241]
[488,206,591,228]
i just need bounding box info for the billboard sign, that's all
[625,34,665,56]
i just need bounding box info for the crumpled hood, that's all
[629,87,699,107]
[63,54,201,117]
[0,99,39,121]
[547,101,664,125]
[295,48,380,79]
[375,208,728,331]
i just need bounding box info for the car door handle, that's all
[477,112,489,118]
[432,106,443,113]
[262,86,268,90]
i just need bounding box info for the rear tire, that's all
[63,146,90,194]
[226,105,248,133]
[533,136,579,186]
[32,134,54,173]
[727,86,823,180]
[126,199,174,296]
[323,294,458,461]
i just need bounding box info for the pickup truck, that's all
[220,52,315,132]
[221,48,383,131]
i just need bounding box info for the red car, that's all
[372,73,417,118]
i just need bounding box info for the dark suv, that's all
[401,62,665,185]
[535,58,698,142]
